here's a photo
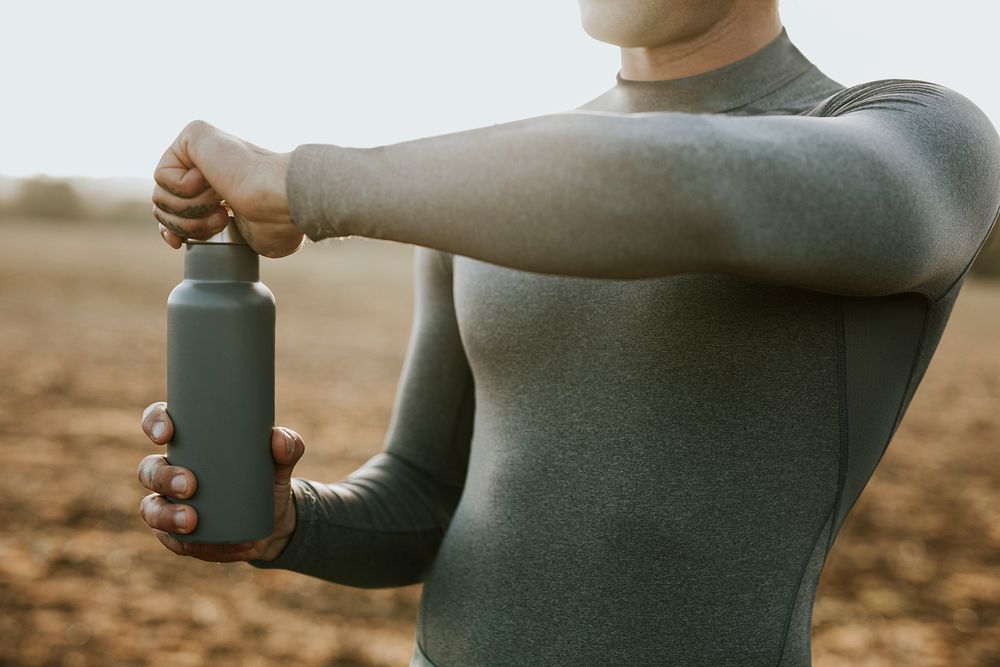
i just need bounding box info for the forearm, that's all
[287,112,733,279]
[251,248,475,587]
[248,451,462,588]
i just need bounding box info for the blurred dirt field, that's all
[0,218,997,666]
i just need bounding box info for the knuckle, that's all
[137,454,165,489]
[185,119,209,134]
[138,493,158,525]
[151,198,171,215]
[141,401,166,429]
[152,183,171,201]
[140,494,178,531]
[151,464,172,495]
[151,208,175,232]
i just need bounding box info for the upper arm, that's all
[556,80,1000,299]
[701,80,1000,300]
[382,246,474,488]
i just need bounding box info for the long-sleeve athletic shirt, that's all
[249,27,1000,667]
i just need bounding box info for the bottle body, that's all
[166,243,275,543]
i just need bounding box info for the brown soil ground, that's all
[0,219,997,667]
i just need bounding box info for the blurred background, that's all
[1,1,998,665]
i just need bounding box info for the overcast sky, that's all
[3,0,998,179]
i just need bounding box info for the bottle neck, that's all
[183,243,260,281]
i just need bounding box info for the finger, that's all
[152,183,225,220]
[139,493,197,534]
[141,402,174,445]
[172,540,259,563]
[159,223,184,249]
[179,120,251,197]
[153,128,212,199]
[154,120,244,203]
[273,427,305,486]
[136,453,197,498]
[153,530,256,560]
[230,206,304,260]
[154,154,211,199]
[152,528,190,556]
[152,204,230,241]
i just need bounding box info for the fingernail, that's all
[171,475,187,495]
[151,421,166,440]
[284,430,295,457]
[174,509,189,530]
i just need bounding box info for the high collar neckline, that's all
[587,27,817,114]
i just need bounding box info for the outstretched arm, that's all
[249,247,474,587]
[286,80,1000,302]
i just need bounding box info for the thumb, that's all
[272,426,305,486]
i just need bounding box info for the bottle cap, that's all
[188,214,247,246]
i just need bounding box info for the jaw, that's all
[578,0,739,48]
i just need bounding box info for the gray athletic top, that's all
[249,28,1000,666]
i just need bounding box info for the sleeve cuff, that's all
[286,143,365,243]
[247,477,316,571]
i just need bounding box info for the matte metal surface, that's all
[166,242,275,543]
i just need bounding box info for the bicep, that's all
[543,101,999,298]
[693,112,951,298]
[700,100,1000,299]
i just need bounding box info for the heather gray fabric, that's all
[249,28,1000,666]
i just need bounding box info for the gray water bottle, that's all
[165,220,275,543]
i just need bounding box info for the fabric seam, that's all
[826,297,850,555]
[823,294,934,570]
[888,301,933,440]
[414,638,440,667]
[772,502,837,667]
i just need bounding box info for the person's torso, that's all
[413,31,967,667]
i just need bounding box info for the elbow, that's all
[816,154,962,298]
[339,531,447,589]
[846,213,967,300]
[894,189,982,300]
[899,222,947,298]
[832,221,943,299]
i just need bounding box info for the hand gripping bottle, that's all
[165,220,275,543]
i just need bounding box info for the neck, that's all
[619,4,783,81]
